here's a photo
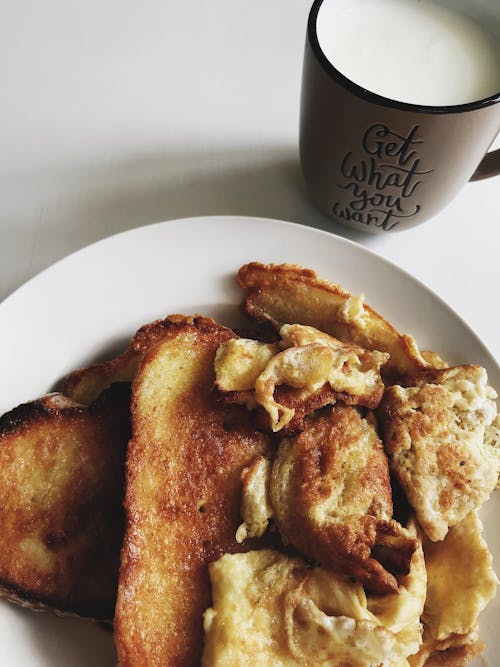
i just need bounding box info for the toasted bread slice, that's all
[62,317,192,405]
[114,316,271,667]
[0,383,130,620]
[237,262,429,380]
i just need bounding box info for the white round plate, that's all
[0,216,498,666]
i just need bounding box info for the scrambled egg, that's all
[210,287,499,664]
[337,293,369,328]
[235,455,273,543]
[485,413,500,488]
[202,545,426,667]
[268,406,418,595]
[214,339,278,398]
[235,406,417,596]
[237,262,430,378]
[377,365,500,541]
[214,324,388,432]
[408,510,498,666]
[421,510,497,641]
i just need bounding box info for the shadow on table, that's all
[42,144,369,254]
[69,145,316,235]
[2,143,376,301]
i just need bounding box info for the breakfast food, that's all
[269,406,416,595]
[377,365,500,541]
[62,316,197,404]
[0,383,130,620]
[114,316,272,667]
[237,262,429,379]
[214,324,389,432]
[421,510,497,644]
[409,511,497,666]
[203,540,426,667]
[0,261,497,667]
[206,262,498,665]
[486,413,500,488]
[235,455,273,543]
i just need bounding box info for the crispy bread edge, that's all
[0,384,131,621]
[114,315,238,666]
[237,262,428,379]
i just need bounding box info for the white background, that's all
[1,0,499,360]
[0,3,499,665]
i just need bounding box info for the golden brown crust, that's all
[114,316,271,667]
[237,262,428,379]
[377,365,498,541]
[62,315,200,404]
[0,383,130,620]
[420,350,448,370]
[213,324,388,434]
[62,351,138,405]
[409,632,485,667]
[218,381,385,435]
[423,639,484,666]
[270,406,417,594]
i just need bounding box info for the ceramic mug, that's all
[300,0,500,233]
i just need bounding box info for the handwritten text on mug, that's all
[333,124,433,230]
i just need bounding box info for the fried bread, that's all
[114,315,271,667]
[237,262,429,380]
[62,317,193,405]
[270,405,417,594]
[0,383,130,620]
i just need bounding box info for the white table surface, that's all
[1,0,499,362]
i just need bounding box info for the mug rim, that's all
[308,0,500,115]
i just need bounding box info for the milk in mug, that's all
[316,0,500,106]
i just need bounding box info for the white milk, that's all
[316,0,500,106]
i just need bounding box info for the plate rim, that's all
[0,214,498,666]
[2,215,498,373]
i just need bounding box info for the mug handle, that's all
[470,148,500,181]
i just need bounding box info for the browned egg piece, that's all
[202,536,426,667]
[270,405,417,595]
[214,323,389,433]
[408,511,497,667]
[378,365,500,542]
[237,262,430,380]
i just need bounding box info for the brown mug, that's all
[300,0,500,233]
